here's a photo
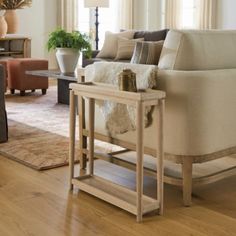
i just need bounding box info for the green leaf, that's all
[46,28,92,58]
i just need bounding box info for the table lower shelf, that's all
[72,175,160,215]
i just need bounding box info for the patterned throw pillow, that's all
[130,40,164,65]
[114,37,144,60]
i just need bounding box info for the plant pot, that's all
[0,16,7,38]
[4,10,18,34]
[56,48,80,74]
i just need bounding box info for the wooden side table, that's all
[69,82,166,222]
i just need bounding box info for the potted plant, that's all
[0,0,32,34]
[47,28,92,74]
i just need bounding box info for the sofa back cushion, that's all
[96,31,135,59]
[158,30,236,70]
[134,29,168,41]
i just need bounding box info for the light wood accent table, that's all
[69,82,166,222]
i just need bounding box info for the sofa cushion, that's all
[114,37,144,60]
[131,40,164,65]
[96,31,134,59]
[83,57,130,67]
[134,29,168,41]
[159,29,236,70]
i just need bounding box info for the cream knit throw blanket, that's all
[85,62,158,135]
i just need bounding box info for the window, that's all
[164,0,209,29]
[78,0,90,34]
[182,0,197,29]
[78,0,119,49]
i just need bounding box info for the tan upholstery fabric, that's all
[85,69,236,156]
[115,37,143,60]
[85,30,236,157]
[131,40,164,65]
[96,31,135,59]
[159,30,236,70]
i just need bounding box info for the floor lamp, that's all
[84,0,110,50]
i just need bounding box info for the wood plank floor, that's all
[0,155,235,236]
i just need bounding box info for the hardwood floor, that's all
[0,155,235,236]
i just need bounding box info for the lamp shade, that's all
[84,0,109,8]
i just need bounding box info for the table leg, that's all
[157,99,165,215]
[57,79,74,105]
[88,98,95,175]
[78,95,87,169]
[136,101,144,222]
[69,90,76,190]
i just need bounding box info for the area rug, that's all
[0,119,79,170]
[0,85,118,170]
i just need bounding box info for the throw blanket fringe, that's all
[85,62,158,134]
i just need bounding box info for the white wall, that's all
[217,0,236,29]
[17,0,58,68]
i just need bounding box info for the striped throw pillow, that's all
[130,40,164,65]
[114,37,144,60]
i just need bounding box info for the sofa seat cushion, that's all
[84,57,130,67]
[159,30,236,70]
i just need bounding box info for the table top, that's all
[0,35,31,40]
[70,82,166,105]
[26,70,77,82]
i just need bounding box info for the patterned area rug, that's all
[0,119,78,170]
[0,85,117,170]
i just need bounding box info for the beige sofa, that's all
[81,30,236,206]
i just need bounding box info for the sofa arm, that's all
[157,69,236,156]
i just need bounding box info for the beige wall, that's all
[17,0,58,68]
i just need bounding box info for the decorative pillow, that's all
[96,31,135,59]
[134,29,168,41]
[114,37,144,60]
[131,40,164,65]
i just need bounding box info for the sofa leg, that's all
[10,89,15,94]
[182,158,193,206]
[20,91,25,96]
[42,89,47,95]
